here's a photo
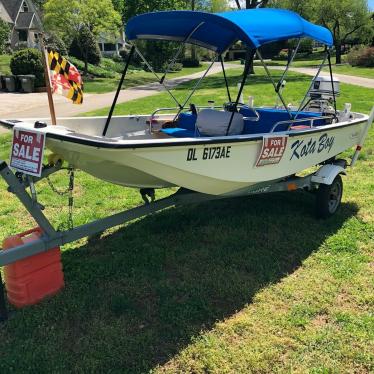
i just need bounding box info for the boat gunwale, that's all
[0,117,368,150]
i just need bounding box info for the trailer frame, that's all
[0,158,348,322]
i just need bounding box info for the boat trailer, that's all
[0,156,356,322]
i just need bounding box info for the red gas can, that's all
[2,228,64,308]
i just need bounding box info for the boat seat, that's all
[196,109,244,136]
[160,112,198,138]
[240,107,324,134]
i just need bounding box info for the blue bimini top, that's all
[125,9,333,54]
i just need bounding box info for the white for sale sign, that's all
[10,128,46,177]
[256,135,288,167]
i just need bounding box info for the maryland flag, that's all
[47,48,83,104]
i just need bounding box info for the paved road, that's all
[0,63,237,125]
[268,66,374,89]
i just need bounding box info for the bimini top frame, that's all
[104,9,336,134]
[126,9,333,52]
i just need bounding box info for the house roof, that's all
[0,1,12,23]
[1,0,23,22]
[16,11,34,29]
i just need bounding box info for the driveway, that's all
[0,63,238,130]
[268,66,374,89]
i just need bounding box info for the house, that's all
[0,0,43,50]
[98,31,126,57]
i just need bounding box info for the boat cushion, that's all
[161,128,197,138]
[178,112,197,131]
[196,109,244,136]
[240,107,324,134]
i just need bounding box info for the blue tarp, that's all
[125,9,333,53]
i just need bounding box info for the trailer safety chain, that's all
[46,167,75,230]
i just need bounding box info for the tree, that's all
[233,0,270,75]
[271,0,374,64]
[315,0,373,64]
[33,0,46,8]
[69,26,102,67]
[211,0,229,12]
[43,0,121,72]
[0,19,10,54]
[123,0,187,21]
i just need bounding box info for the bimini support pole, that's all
[173,55,218,120]
[327,48,337,116]
[276,38,301,92]
[226,50,254,135]
[256,49,292,120]
[133,45,182,109]
[295,49,329,119]
[220,55,232,102]
[103,45,135,136]
[160,21,205,84]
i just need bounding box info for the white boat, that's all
[1,9,372,197]
[1,9,374,320]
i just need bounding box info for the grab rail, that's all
[149,105,223,133]
[270,115,334,133]
[149,104,261,133]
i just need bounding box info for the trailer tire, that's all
[315,174,343,219]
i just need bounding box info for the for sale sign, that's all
[10,128,46,177]
[256,135,288,167]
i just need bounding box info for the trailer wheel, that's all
[315,174,343,218]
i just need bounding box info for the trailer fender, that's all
[311,164,346,186]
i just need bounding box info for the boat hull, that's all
[46,119,366,195]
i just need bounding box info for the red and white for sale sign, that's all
[256,135,288,167]
[10,128,46,177]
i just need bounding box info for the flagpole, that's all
[40,34,57,125]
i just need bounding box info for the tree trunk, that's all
[84,59,88,75]
[83,49,88,75]
[244,1,257,75]
[335,41,342,64]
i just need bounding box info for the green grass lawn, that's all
[251,57,374,79]
[84,65,209,94]
[0,67,373,372]
[0,53,207,93]
[83,67,374,117]
[0,54,11,75]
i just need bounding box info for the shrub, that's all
[288,38,313,55]
[182,58,201,67]
[259,40,286,59]
[347,45,374,67]
[278,49,289,60]
[10,48,45,87]
[45,32,67,55]
[101,57,124,74]
[143,40,180,72]
[69,27,101,66]
[163,62,183,72]
[68,56,117,78]
[119,48,143,67]
[0,19,10,54]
